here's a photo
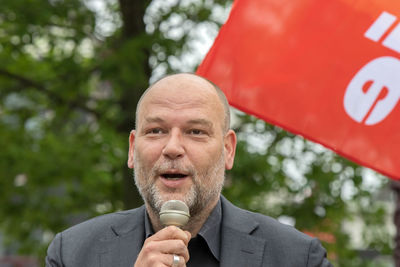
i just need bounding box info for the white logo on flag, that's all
[344,11,400,125]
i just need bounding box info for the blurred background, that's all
[0,0,395,266]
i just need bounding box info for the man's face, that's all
[127,74,236,216]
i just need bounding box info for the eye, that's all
[146,128,165,135]
[188,129,206,135]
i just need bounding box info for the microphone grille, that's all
[160,200,189,214]
[159,200,190,227]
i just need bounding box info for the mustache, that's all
[152,160,196,176]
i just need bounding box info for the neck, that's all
[147,196,220,237]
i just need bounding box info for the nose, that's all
[162,129,185,160]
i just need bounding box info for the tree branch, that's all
[0,68,100,117]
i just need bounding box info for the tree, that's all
[0,0,393,266]
[225,113,392,266]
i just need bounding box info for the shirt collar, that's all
[197,198,222,260]
[144,208,154,239]
[144,198,222,260]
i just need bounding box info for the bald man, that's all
[46,73,332,267]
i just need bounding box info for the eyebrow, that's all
[143,117,213,128]
[144,117,164,124]
[186,119,213,128]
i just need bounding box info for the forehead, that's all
[137,75,224,123]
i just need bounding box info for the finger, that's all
[136,252,180,267]
[170,254,186,267]
[150,226,190,245]
[184,231,191,243]
[157,254,185,267]
[151,239,190,262]
[135,240,189,267]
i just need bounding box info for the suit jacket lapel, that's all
[219,197,266,267]
[92,199,267,267]
[96,206,146,267]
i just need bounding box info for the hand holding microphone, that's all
[134,200,191,267]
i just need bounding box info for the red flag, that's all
[197,0,400,179]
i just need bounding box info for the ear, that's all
[224,129,237,170]
[127,130,136,169]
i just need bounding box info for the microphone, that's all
[159,200,190,228]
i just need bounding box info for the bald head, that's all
[135,73,231,133]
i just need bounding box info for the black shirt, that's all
[144,199,222,266]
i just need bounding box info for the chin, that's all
[161,193,186,203]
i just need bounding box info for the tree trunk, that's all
[117,0,152,209]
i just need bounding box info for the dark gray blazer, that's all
[46,196,332,267]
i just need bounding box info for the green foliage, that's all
[224,113,393,266]
[0,0,394,266]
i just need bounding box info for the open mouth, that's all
[161,173,187,180]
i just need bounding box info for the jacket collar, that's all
[219,196,266,267]
[95,197,266,267]
[96,206,146,267]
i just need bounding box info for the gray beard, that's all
[133,150,225,218]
